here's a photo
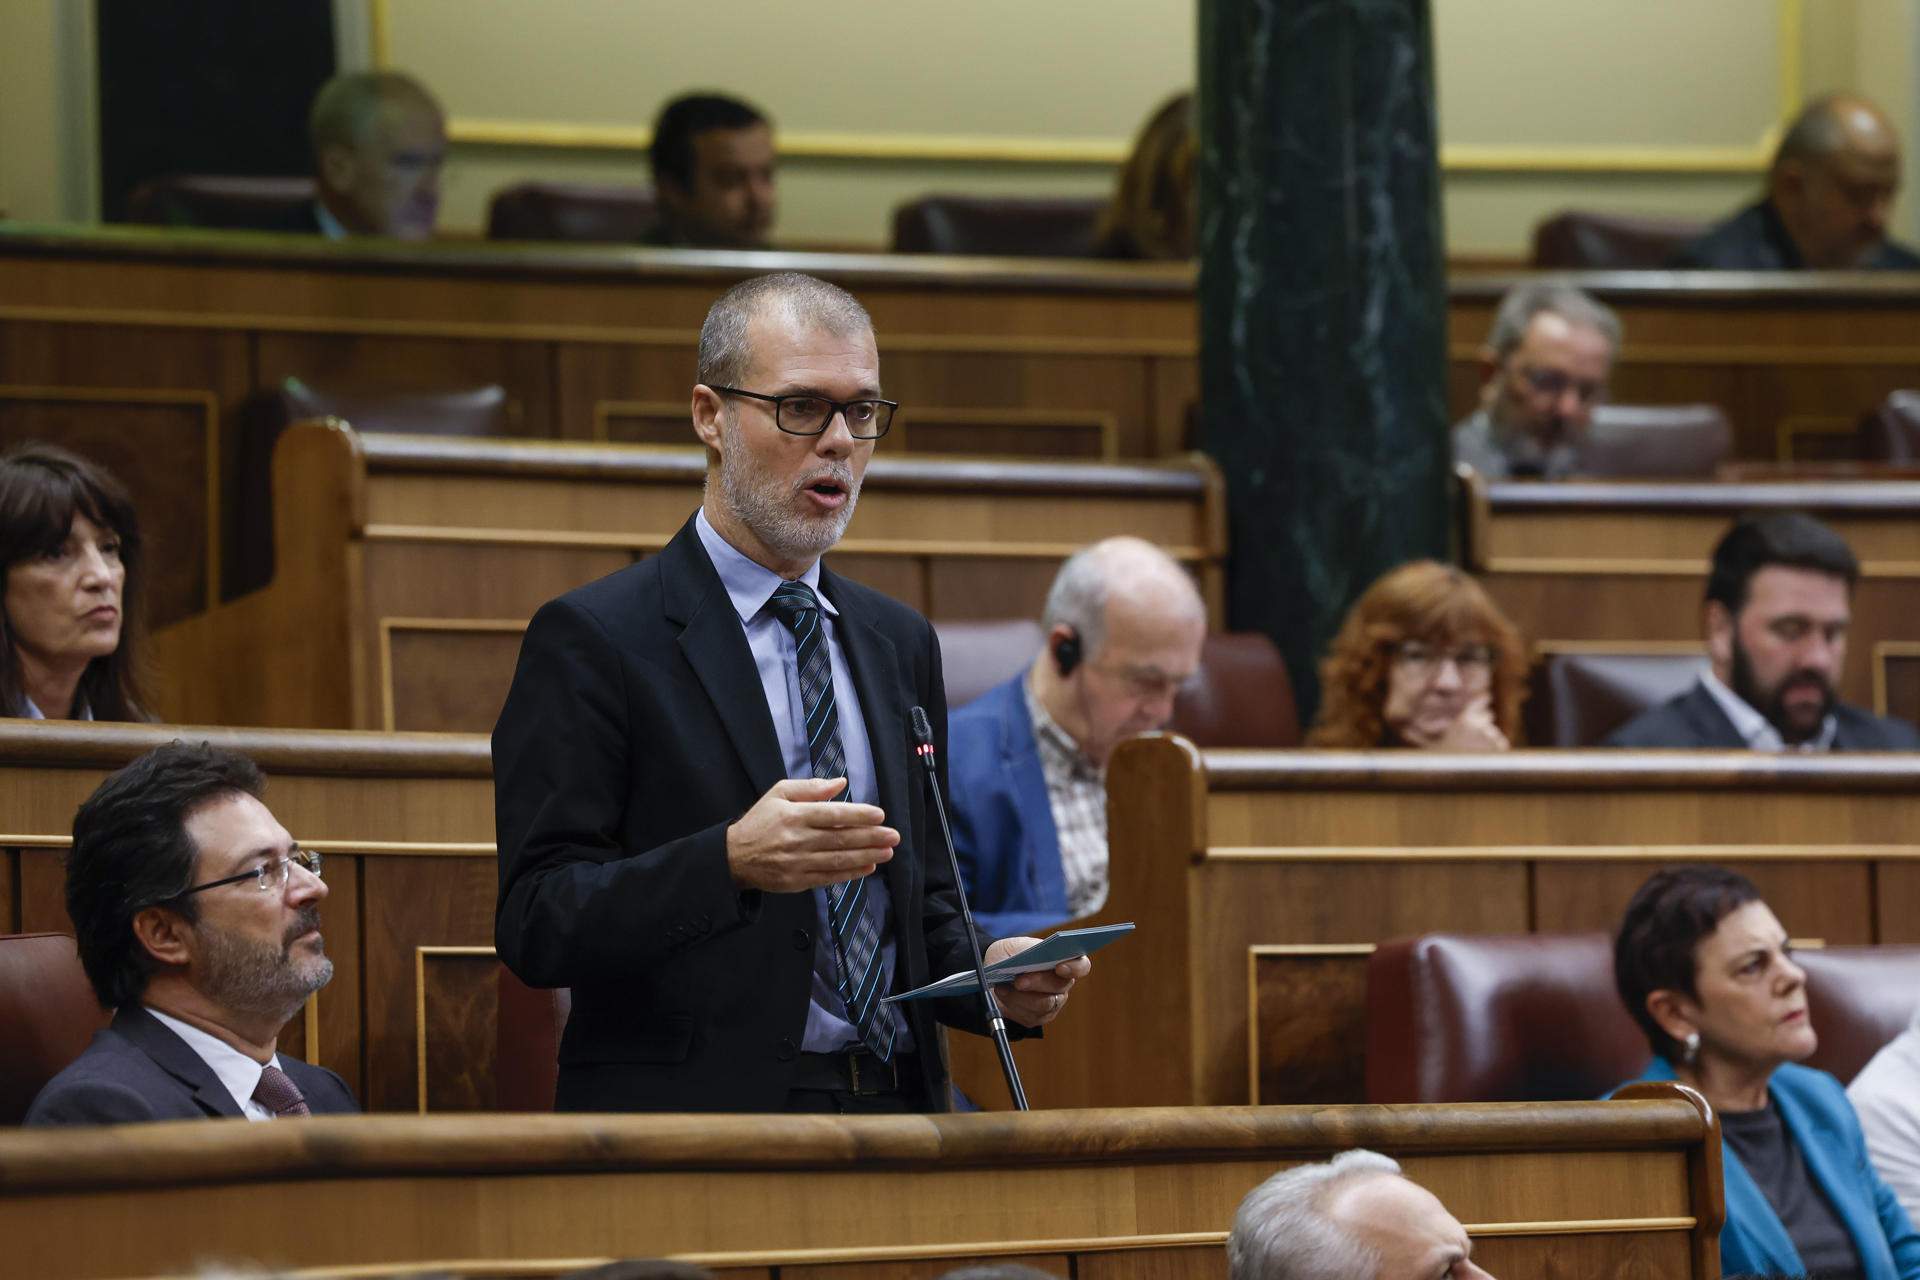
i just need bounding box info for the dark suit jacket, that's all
[493,515,999,1113]
[1670,199,1920,270]
[1605,682,1920,750]
[25,1005,358,1126]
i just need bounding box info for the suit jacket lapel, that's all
[661,517,786,796]
[114,1006,248,1119]
[821,571,917,917]
[1681,684,1749,749]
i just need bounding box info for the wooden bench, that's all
[0,721,494,1112]
[1459,470,1920,723]
[0,1087,1723,1280]
[150,421,1226,730]
[947,739,1920,1114]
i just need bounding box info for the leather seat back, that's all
[486,182,661,243]
[0,933,109,1124]
[1525,649,1708,747]
[891,195,1105,258]
[1577,404,1732,477]
[1530,209,1708,269]
[126,174,318,230]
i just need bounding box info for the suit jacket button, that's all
[777,1037,798,1061]
[792,928,812,951]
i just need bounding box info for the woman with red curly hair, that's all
[1308,560,1528,750]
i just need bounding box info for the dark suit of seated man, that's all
[1607,513,1920,752]
[1671,93,1920,271]
[28,742,356,1125]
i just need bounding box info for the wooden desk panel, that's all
[152,423,1227,732]
[1462,474,1920,719]
[955,741,1920,1114]
[0,1095,1722,1280]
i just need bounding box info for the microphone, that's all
[909,705,1030,1111]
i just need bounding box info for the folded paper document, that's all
[883,923,1134,1003]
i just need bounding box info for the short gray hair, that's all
[1227,1149,1403,1280]
[309,71,441,153]
[1040,536,1204,658]
[1485,282,1621,361]
[696,272,873,390]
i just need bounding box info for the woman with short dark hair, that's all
[1614,865,1920,1278]
[0,444,151,721]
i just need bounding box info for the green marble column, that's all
[1197,0,1450,724]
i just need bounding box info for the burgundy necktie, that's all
[252,1063,312,1117]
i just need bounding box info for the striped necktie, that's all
[768,580,902,1062]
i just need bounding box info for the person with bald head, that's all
[947,537,1207,936]
[1227,1149,1498,1280]
[303,70,447,241]
[1674,92,1920,270]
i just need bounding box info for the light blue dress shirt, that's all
[695,509,912,1054]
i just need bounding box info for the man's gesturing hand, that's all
[726,777,899,893]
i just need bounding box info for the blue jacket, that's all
[1624,1057,1920,1279]
[947,675,1072,939]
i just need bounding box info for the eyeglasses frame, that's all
[708,385,898,439]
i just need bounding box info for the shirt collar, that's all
[313,200,350,241]
[144,1005,281,1111]
[1024,672,1100,778]
[694,507,835,624]
[20,695,91,721]
[1697,669,1837,752]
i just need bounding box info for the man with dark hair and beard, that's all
[493,272,1089,1113]
[28,741,355,1124]
[1607,513,1920,751]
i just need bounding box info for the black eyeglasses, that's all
[174,849,324,899]
[710,386,897,439]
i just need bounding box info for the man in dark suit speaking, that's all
[493,272,1088,1113]
[1607,512,1920,752]
[29,742,357,1125]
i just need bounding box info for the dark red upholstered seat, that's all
[890,195,1105,258]
[1530,209,1709,269]
[1524,649,1707,747]
[485,182,661,244]
[1576,404,1732,478]
[0,933,108,1124]
[1367,932,1920,1103]
[125,174,318,231]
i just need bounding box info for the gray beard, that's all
[718,424,861,564]
[195,908,333,1026]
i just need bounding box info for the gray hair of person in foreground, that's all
[1484,281,1622,361]
[695,271,873,392]
[1227,1148,1404,1280]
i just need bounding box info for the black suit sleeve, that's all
[493,596,755,987]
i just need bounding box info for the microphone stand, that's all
[910,705,1030,1111]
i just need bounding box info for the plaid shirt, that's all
[1024,678,1109,919]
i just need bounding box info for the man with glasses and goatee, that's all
[493,272,1088,1114]
[1451,282,1621,481]
[28,741,355,1125]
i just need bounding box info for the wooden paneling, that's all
[1,848,15,932]
[1878,645,1920,727]
[0,1093,1723,1280]
[1462,475,1920,713]
[785,1256,1071,1280]
[417,947,499,1112]
[361,856,497,1113]
[254,332,554,437]
[18,848,65,933]
[971,740,1920,1113]
[155,425,1226,731]
[1878,863,1920,944]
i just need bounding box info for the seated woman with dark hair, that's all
[1614,865,1920,1279]
[1307,559,1526,750]
[1091,92,1194,261]
[0,444,151,722]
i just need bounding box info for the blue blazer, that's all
[1625,1058,1920,1279]
[947,675,1073,939]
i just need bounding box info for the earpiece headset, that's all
[1052,628,1083,677]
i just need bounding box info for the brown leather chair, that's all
[1858,390,1920,462]
[1366,932,1920,1104]
[232,377,516,596]
[1575,404,1732,477]
[936,619,1046,710]
[496,965,571,1112]
[1530,210,1708,269]
[0,933,109,1124]
[125,174,318,231]
[1798,946,1920,1084]
[1524,649,1707,747]
[486,182,661,243]
[1172,631,1300,748]
[890,195,1105,258]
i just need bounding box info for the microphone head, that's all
[909,705,933,747]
